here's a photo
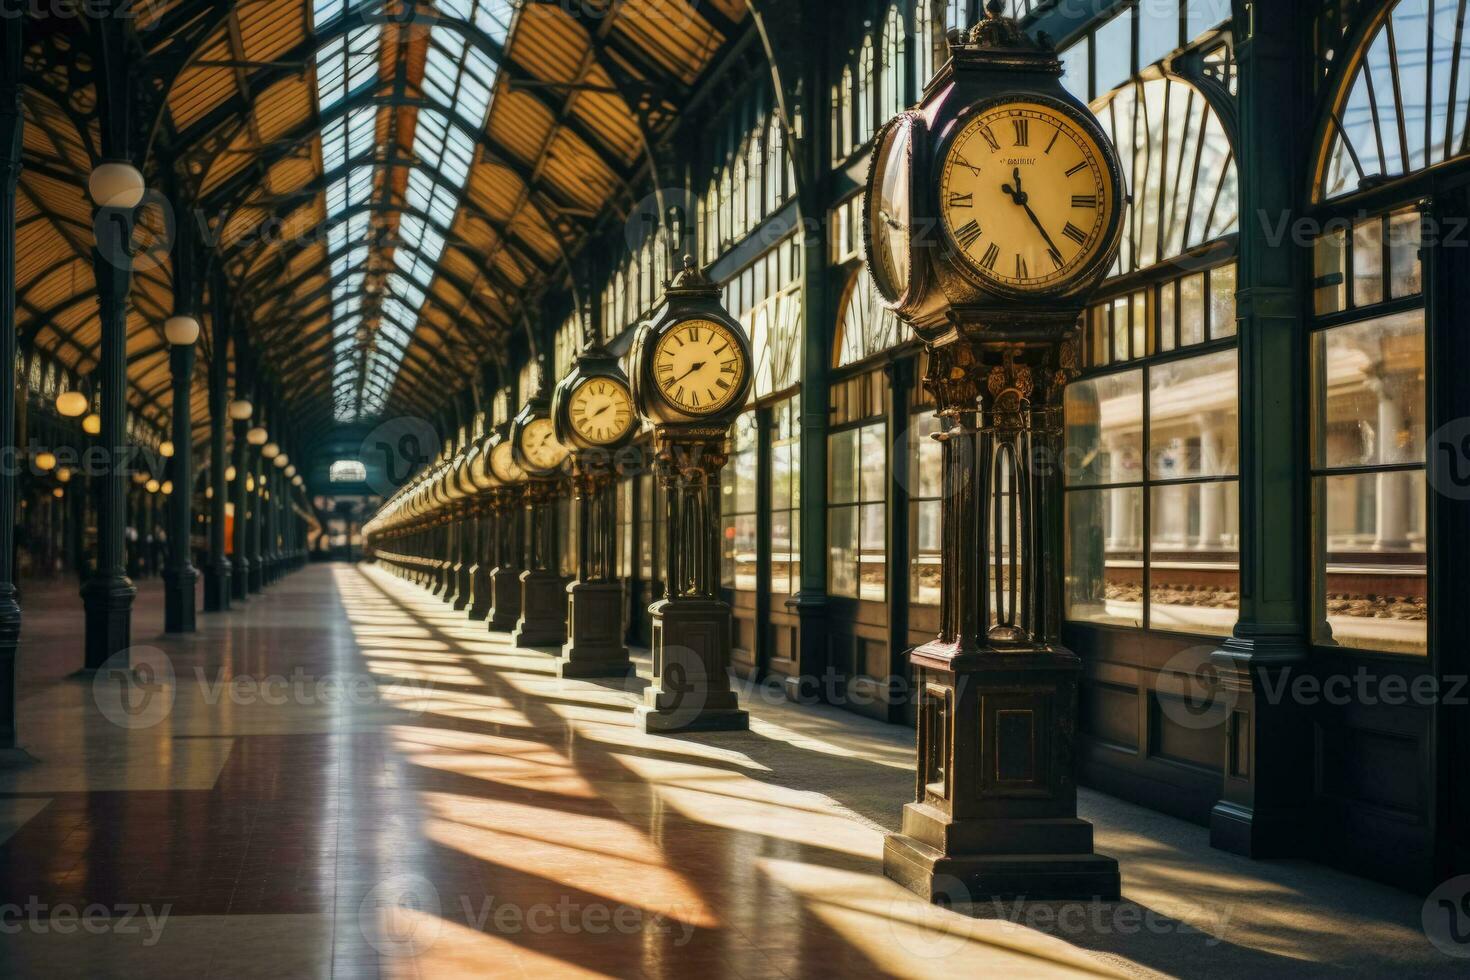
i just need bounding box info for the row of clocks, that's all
[490,262,756,484]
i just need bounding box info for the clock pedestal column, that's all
[467,500,493,621]
[882,340,1119,903]
[487,489,522,633]
[512,479,567,648]
[635,430,748,733]
[559,457,632,678]
[453,502,474,611]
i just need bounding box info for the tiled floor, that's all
[0,563,1457,978]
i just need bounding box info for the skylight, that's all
[306,0,511,422]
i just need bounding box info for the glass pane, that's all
[771,509,796,595]
[772,442,794,511]
[1149,481,1240,636]
[1094,10,1133,95]
[1313,228,1347,315]
[1131,291,1148,357]
[1138,0,1179,68]
[1388,210,1423,299]
[1090,304,1109,366]
[829,428,859,504]
[1061,38,1090,102]
[1159,280,1177,352]
[1352,217,1385,307]
[910,412,943,499]
[1065,487,1144,628]
[1064,370,1144,487]
[1148,350,1239,478]
[729,514,759,591]
[828,505,858,597]
[1311,310,1426,468]
[1314,471,1427,655]
[1180,272,1205,346]
[859,422,887,502]
[910,498,942,606]
[1111,296,1130,362]
[858,501,887,601]
[1208,263,1236,338]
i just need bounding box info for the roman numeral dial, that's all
[937,101,1116,293]
[568,377,635,446]
[651,317,747,416]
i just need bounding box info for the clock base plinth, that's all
[513,569,566,648]
[635,598,748,734]
[883,642,1119,904]
[883,822,1121,903]
[487,566,521,632]
[558,581,632,678]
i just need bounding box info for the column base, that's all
[559,581,632,678]
[162,566,198,633]
[203,561,231,612]
[247,562,263,594]
[467,565,492,621]
[512,570,567,648]
[0,597,19,751]
[80,575,137,670]
[636,597,747,733]
[883,832,1121,903]
[487,567,521,632]
[635,704,748,733]
[453,563,473,610]
[231,560,250,601]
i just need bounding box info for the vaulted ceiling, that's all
[14,0,745,454]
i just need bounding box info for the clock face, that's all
[568,377,635,445]
[652,318,746,416]
[938,100,1116,293]
[489,441,524,484]
[865,114,916,304]
[518,416,568,471]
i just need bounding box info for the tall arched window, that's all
[915,0,936,90]
[765,113,785,213]
[834,65,855,162]
[880,4,906,122]
[1092,73,1239,277]
[1318,0,1470,200]
[1065,71,1242,638]
[857,36,877,147]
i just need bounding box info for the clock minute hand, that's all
[672,361,706,386]
[1018,200,1065,262]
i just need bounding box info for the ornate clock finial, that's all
[956,0,1053,54]
[666,254,718,297]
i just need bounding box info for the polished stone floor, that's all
[0,563,1457,978]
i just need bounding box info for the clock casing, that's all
[510,395,570,478]
[552,344,638,452]
[869,18,1126,345]
[630,258,753,430]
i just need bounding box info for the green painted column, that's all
[0,18,23,749]
[1208,1,1315,858]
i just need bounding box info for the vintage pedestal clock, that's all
[629,257,754,733]
[866,3,1124,902]
[551,344,638,678]
[484,428,526,633]
[510,392,572,647]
